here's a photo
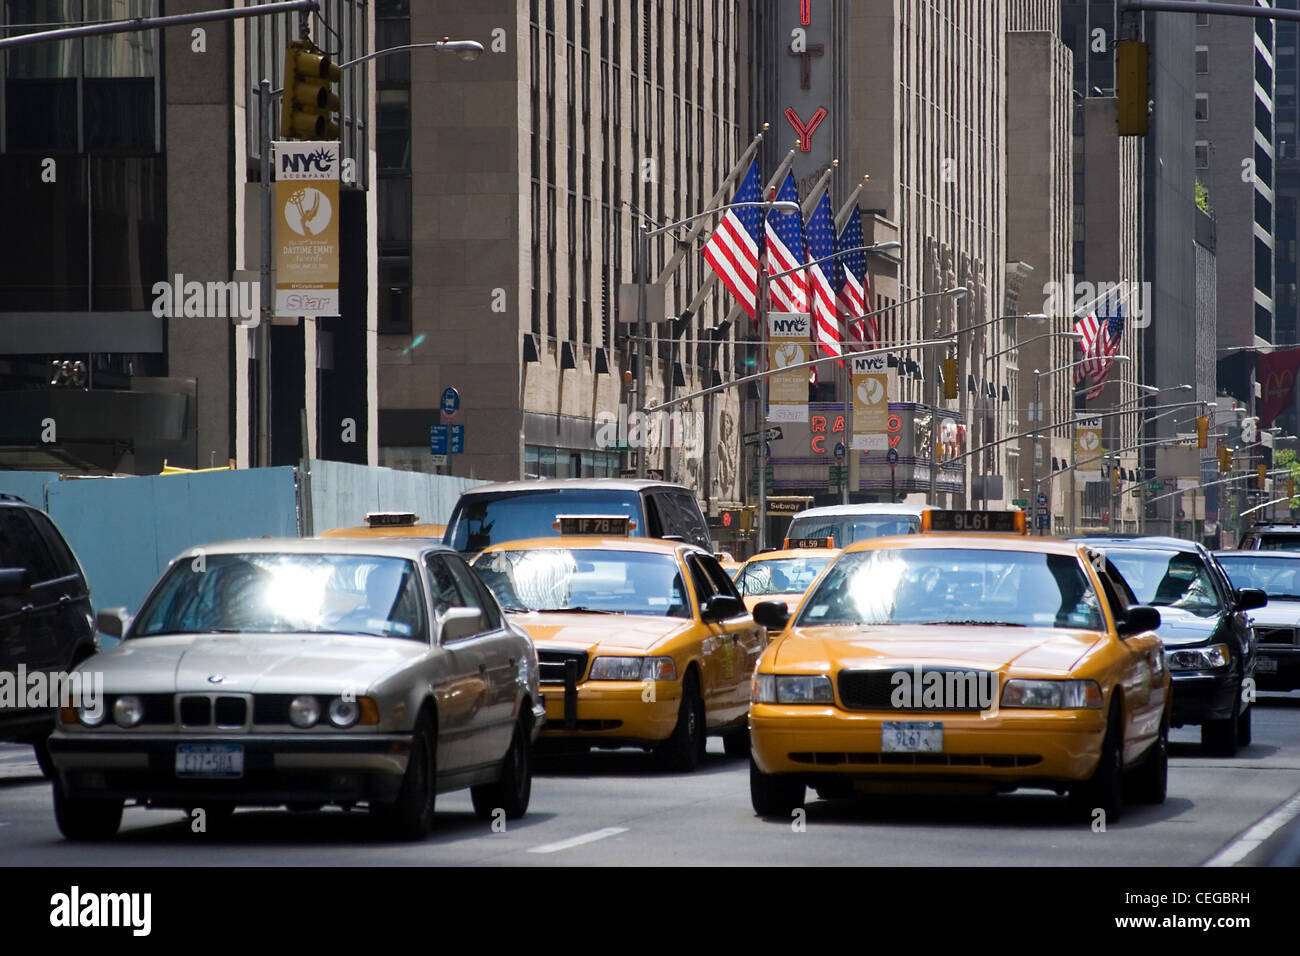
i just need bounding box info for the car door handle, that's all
[58,594,71,606]
[507,656,517,666]
[19,603,34,614]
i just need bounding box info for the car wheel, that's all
[53,783,122,841]
[371,710,437,839]
[722,726,750,759]
[653,671,705,772]
[1128,714,1168,805]
[1069,698,1124,824]
[32,734,55,779]
[1201,687,1240,757]
[471,715,532,821]
[749,757,805,817]
[1236,703,1252,747]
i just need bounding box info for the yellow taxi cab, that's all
[471,515,764,771]
[747,509,1171,822]
[716,552,743,580]
[733,537,839,613]
[319,512,447,541]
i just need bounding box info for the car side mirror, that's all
[1236,588,1268,612]
[439,606,484,643]
[752,600,791,631]
[1119,604,1161,637]
[95,607,132,639]
[702,594,743,622]
[0,567,29,597]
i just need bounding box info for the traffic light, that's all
[1196,415,1209,449]
[942,358,958,400]
[1218,445,1233,474]
[282,40,342,139]
[1259,464,1268,489]
[1116,41,1149,136]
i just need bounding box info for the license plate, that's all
[175,744,244,778]
[1256,657,1279,674]
[882,721,943,753]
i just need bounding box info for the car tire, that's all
[53,784,122,841]
[371,710,437,839]
[1236,703,1252,747]
[32,734,55,779]
[1069,698,1124,824]
[722,726,750,759]
[654,671,705,772]
[471,715,532,821]
[1128,714,1168,805]
[749,757,805,817]
[1201,688,1240,757]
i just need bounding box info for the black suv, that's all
[1239,523,1300,551]
[0,494,97,775]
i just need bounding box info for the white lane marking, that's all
[1204,792,1300,867]
[527,826,629,854]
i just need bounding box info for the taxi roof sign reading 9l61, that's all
[783,536,835,550]
[552,514,636,536]
[365,512,419,527]
[921,510,1027,534]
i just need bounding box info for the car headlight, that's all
[76,703,106,727]
[112,695,144,728]
[1000,679,1103,709]
[289,695,321,728]
[589,656,644,681]
[753,673,834,704]
[327,697,360,728]
[1166,644,1231,671]
[641,656,677,681]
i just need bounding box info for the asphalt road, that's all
[2,692,1299,866]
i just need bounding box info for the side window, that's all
[1094,563,1134,626]
[670,491,710,546]
[424,554,470,617]
[698,552,742,600]
[0,509,59,583]
[27,510,83,584]
[447,557,498,629]
[642,493,668,538]
[685,554,719,614]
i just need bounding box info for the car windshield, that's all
[1216,554,1300,599]
[795,547,1104,630]
[736,556,832,595]
[472,548,691,617]
[131,553,427,641]
[785,513,920,545]
[1102,550,1222,612]
[445,490,644,552]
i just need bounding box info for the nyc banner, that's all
[767,312,810,422]
[851,353,890,450]
[275,141,340,317]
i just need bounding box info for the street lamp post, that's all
[925,288,973,505]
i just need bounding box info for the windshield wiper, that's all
[536,606,620,614]
[915,619,1027,627]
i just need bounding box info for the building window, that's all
[1196,12,1208,27]
[1195,93,1209,122]
[1195,141,1210,169]
[525,445,621,478]
[1195,46,1209,75]
[376,0,412,334]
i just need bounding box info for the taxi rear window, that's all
[797,548,1104,631]
[786,514,919,545]
[446,490,645,552]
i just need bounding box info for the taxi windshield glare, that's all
[796,548,1104,631]
[736,556,832,596]
[472,548,691,618]
[1103,550,1223,613]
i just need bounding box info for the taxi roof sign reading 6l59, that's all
[782,536,835,549]
[365,512,419,527]
[921,510,1027,534]
[552,514,636,535]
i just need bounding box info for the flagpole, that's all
[833,175,866,505]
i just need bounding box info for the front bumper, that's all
[1256,646,1300,691]
[539,680,681,745]
[47,732,411,806]
[1167,669,1238,727]
[750,704,1108,788]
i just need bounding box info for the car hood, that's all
[506,612,699,654]
[1148,606,1226,647]
[90,633,426,694]
[1244,599,1300,628]
[773,624,1102,675]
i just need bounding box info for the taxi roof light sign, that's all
[365,512,419,527]
[553,514,636,535]
[782,536,835,549]
[921,510,1027,534]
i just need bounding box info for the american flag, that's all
[1074,303,1124,402]
[701,159,765,320]
[835,205,877,349]
[805,191,843,366]
[765,174,806,313]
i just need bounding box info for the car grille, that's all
[1256,626,1299,647]
[538,649,589,686]
[789,752,1042,768]
[177,694,250,729]
[837,668,997,713]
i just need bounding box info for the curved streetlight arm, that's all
[1242,495,1296,518]
[1145,468,1291,506]
[983,331,1081,366]
[335,39,484,71]
[644,201,799,238]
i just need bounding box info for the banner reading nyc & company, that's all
[851,353,890,450]
[275,140,340,317]
[767,312,810,422]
